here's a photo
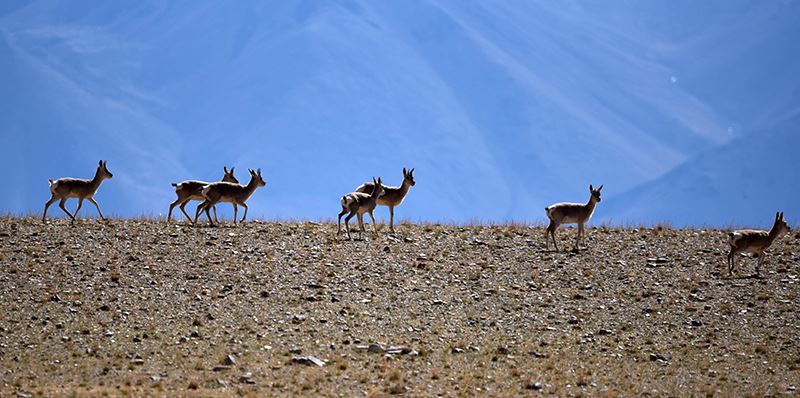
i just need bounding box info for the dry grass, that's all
[0,217,798,396]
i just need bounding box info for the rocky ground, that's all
[0,217,798,397]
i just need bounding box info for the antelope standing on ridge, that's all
[43,160,113,222]
[727,212,790,277]
[545,184,603,251]
[338,177,384,240]
[194,168,266,226]
[168,166,238,224]
[355,168,415,233]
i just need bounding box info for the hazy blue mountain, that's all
[600,113,800,228]
[1,1,798,224]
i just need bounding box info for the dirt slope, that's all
[1,218,798,396]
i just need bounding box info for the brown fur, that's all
[545,184,603,251]
[168,166,238,224]
[194,168,266,226]
[43,160,113,222]
[727,212,790,276]
[355,168,415,232]
[339,177,384,240]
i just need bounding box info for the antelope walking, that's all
[43,160,113,222]
[355,168,415,233]
[194,168,266,226]
[545,184,603,251]
[338,177,384,240]
[727,212,791,277]
[168,166,238,224]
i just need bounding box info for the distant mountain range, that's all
[2,1,798,226]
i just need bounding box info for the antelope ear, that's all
[378,177,382,184]
[598,185,603,192]
[589,184,593,191]
[257,168,261,176]
[224,166,229,173]
[99,160,103,166]
[410,168,414,175]
[230,166,235,174]
[403,167,407,176]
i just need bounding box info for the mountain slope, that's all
[1,1,798,222]
[601,114,800,227]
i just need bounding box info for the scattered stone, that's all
[690,319,703,327]
[292,314,306,324]
[451,347,465,354]
[649,353,669,363]
[368,343,385,353]
[386,346,412,355]
[289,347,302,354]
[239,373,255,384]
[212,365,232,372]
[224,354,237,366]
[525,382,543,390]
[529,351,548,358]
[291,355,326,367]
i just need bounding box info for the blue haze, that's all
[1,1,798,226]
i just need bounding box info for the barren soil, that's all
[1,217,799,397]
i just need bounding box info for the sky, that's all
[1,0,798,226]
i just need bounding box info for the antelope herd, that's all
[41,160,791,277]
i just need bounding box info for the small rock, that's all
[597,329,613,336]
[239,373,255,384]
[289,347,302,354]
[525,382,543,390]
[224,354,237,366]
[451,347,465,354]
[212,365,232,372]
[386,346,411,355]
[497,347,510,355]
[291,356,325,367]
[368,343,385,353]
[292,314,306,324]
[690,319,703,327]
[649,353,669,363]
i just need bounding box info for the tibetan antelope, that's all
[338,177,384,240]
[168,166,239,224]
[727,212,790,277]
[355,167,415,233]
[194,168,266,226]
[545,184,603,251]
[43,160,113,222]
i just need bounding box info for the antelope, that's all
[168,166,239,224]
[338,177,384,240]
[43,160,113,222]
[727,212,791,277]
[194,168,266,226]
[545,184,603,251]
[355,167,415,233]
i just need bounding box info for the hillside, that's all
[1,218,798,396]
[2,1,799,223]
[601,114,800,227]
